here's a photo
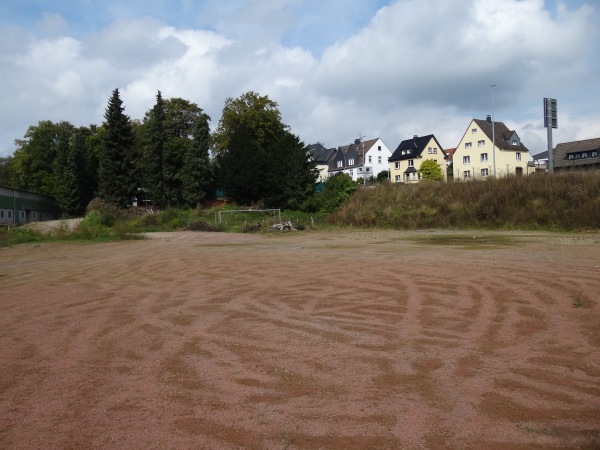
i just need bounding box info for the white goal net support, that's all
[217,209,281,226]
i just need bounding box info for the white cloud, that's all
[0,0,598,159]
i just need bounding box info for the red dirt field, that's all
[1,229,599,449]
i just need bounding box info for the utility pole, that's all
[358,133,366,185]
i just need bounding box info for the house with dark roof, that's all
[552,138,600,174]
[389,134,447,183]
[307,143,336,182]
[327,138,392,181]
[453,118,529,180]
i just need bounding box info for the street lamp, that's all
[491,84,497,177]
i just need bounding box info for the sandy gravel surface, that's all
[0,230,599,449]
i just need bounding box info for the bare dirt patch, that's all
[1,230,599,449]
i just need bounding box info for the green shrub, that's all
[75,210,112,240]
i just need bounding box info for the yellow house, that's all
[389,134,447,183]
[453,118,529,180]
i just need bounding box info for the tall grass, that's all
[330,174,600,230]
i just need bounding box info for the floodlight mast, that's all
[544,98,557,174]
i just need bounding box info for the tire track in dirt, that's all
[0,231,598,449]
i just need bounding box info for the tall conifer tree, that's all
[181,112,212,207]
[98,89,136,207]
[144,91,167,207]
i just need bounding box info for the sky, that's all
[1,0,599,159]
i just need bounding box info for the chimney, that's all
[486,115,492,125]
[413,135,418,139]
[354,139,361,145]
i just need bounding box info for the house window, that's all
[512,140,518,146]
[378,146,382,151]
[411,172,416,180]
[395,162,400,169]
[465,142,472,149]
[0,211,3,218]
[593,151,599,157]
[433,148,437,154]
[408,160,414,167]
[401,150,406,155]
[8,211,11,218]
[349,169,353,176]
[463,170,471,180]
[428,147,432,154]
[481,168,489,177]
[368,156,372,163]
[478,140,485,147]
[463,156,470,164]
[472,128,477,134]
[481,153,488,162]
[395,175,401,182]
[516,152,521,161]
[404,173,410,182]
[378,156,382,163]
[348,158,355,166]
[337,160,343,168]
[358,168,363,173]
[407,149,412,154]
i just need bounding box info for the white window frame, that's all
[348,158,355,166]
[465,142,472,149]
[395,162,400,169]
[395,175,401,182]
[337,160,343,168]
[481,168,489,177]
[463,156,470,164]
[463,170,471,180]
[378,156,382,163]
[471,128,477,134]
[480,153,488,162]
[516,152,521,161]
[408,160,414,167]
[368,155,372,163]
[478,140,485,147]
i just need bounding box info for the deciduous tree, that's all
[418,159,444,182]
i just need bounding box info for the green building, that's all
[0,186,60,226]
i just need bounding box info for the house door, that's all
[516,167,523,176]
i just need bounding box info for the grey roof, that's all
[532,151,548,160]
[307,143,336,164]
[553,137,600,169]
[473,119,529,153]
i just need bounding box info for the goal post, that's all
[217,209,281,226]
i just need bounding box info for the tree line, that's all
[1,89,319,215]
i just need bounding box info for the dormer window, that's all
[337,160,343,168]
[402,150,406,155]
[512,140,518,146]
[407,150,412,154]
[348,158,355,166]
